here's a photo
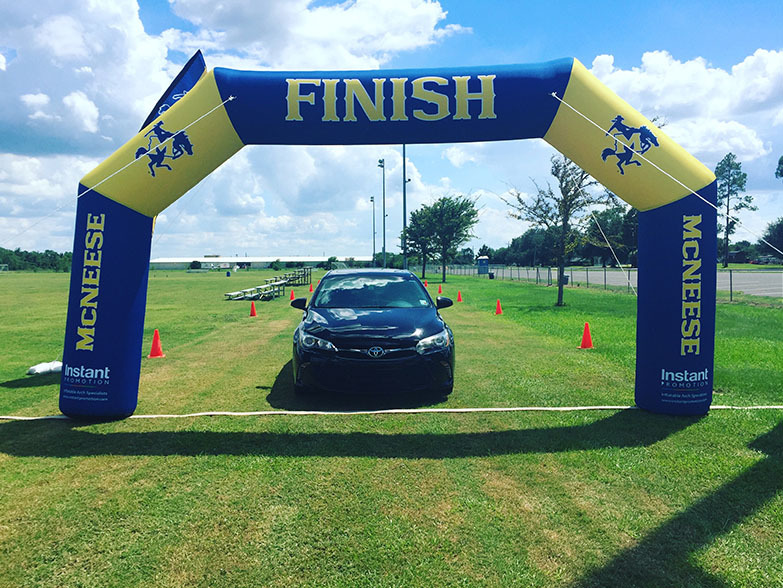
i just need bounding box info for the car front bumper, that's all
[293,346,454,394]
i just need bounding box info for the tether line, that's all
[77,95,236,200]
[550,92,783,258]
[589,209,637,296]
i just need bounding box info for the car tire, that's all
[434,384,453,400]
[294,382,311,396]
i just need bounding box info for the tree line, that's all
[398,151,783,306]
[0,247,72,271]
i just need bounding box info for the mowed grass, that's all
[0,270,782,587]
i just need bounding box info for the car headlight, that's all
[416,329,451,355]
[296,327,337,352]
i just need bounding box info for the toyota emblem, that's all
[367,346,385,358]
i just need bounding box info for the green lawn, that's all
[1,270,781,587]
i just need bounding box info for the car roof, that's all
[324,268,416,277]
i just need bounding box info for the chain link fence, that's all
[413,265,783,300]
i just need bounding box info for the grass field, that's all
[1,270,782,587]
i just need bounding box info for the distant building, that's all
[149,256,373,270]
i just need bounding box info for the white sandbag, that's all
[27,361,63,375]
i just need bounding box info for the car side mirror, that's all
[290,297,307,310]
[436,296,453,309]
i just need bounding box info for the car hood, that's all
[301,307,445,346]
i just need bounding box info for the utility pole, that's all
[378,158,386,268]
[370,196,376,267]
[402,145,408,269]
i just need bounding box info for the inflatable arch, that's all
[60,53,716,418]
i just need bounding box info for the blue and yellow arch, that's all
[61,54,716,418]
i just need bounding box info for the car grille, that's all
[336,346,418,360]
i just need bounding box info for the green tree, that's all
[776,156,783,182]
[715,153,756,268]
[453,247,474,264]
[403,207,437,279]
[427,196,480,283]
[503,154,611,306]
[760,217,783,256]
[475,244,493,260]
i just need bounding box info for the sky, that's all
[1,0,782,259]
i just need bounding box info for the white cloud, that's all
[34,15,92,61]
[0,153,99,251]
[20,93,50,108]
[666,119,770,163]
[170,0,470,70]
[63,91,99,133]
[442,146,478,167]
[0,52,6,71]
[590,49,783,123]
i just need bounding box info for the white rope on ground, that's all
[589,210,637,296]
[2,404,782,421]
[550,92,783,259]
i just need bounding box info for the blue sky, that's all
[2,0,782,258]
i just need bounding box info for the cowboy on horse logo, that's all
[134,120,194,178]
[601,115,659,175]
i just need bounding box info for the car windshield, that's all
[312,275,432,309]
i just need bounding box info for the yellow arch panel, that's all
[544,59,715,211]
[80,71,244,218]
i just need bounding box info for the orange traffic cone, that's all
[290,289,295,301]
[495,299,503,315]
[147,329,165,358]
[579,322,593,349]
[250,301,257,317]
[438,284,442,294]
[457,291,463,302]
[309,283,313,292]
[424,280,428,287]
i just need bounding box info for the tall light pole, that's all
[378,158,386,268]
[370,195,376,267]
[402,145,408,269]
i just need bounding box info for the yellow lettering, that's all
[86,213,105,231]
[682,301,701,318]
[681,339,700,356]
[84,230,103,250]
[344,78,386,122]
[682,239,699,259]
[80,286,98,308]
[390,77,409,121]
[82,267,100,286]
[682,258,701,281]
[285,78,321,121]
[76,327,95,351]
[83,249,102,267]
[453,75,496,120]
[683,281,701,300]
[683,215,702,239]
[681,318,700,338]
[80,308,97,327]
[321,79,339,122]
[412,76,449,121]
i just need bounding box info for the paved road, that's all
[447,266,783,299]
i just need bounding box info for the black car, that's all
[290,269,455,396]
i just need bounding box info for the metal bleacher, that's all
[224,267,312,301]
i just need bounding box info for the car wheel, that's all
[294,382,311,396]
[434,384,453,400]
